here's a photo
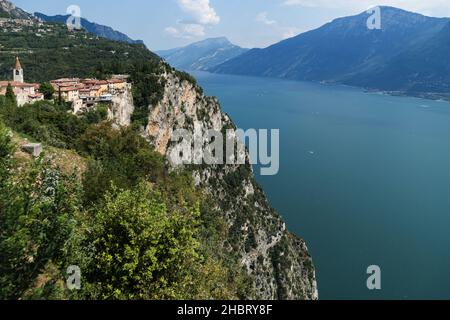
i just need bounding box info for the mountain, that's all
[0,0,34,19]
[0,14,155,82]
[351,19,450,95]
[156,37,248,71]
[0,0,317,300]
[212,7,450,98]
[35,12,144,45]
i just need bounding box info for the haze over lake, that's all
[193,71,450,300]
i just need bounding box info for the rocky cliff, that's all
[142,71,318,300]
[0,0,317,299]
[0,0,316,300]
[108,84,135,127]
[0,0,34,19]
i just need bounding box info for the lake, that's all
[193,71,450,300]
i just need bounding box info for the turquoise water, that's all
[193,71,450,300]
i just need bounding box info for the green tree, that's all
[0,106,247,300]
[0,100,109,150]
[39,82,55,100]
[81,182,202,299]
[0,121,13,182]
[0,128,82,299]
[78,122,164,204]
[57,87,62,105]
[5,83,16,106]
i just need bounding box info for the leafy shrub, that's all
[80,182,201,299]
[0,133,82,299]
[77,122,165,204]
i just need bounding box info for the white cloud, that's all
[164,24,205,39]
[177,0,220,25]
[166,0,219,39]
[282,27,302,39]
[255,12,301,43]
[164,26,179,36]
[282,0,450,15]
[256,12,277,25]
[183,23,206,37]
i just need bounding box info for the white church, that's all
[0,57,43,106]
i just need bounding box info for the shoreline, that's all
[363,88,450,102]
[200,70,450,103]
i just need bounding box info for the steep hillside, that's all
[144,72,317,299]
[212,7,450,98]
[157,37,248,71]
[349,20,450,96]
[0,0,33,19]
[0,0,317,300]
[35,12,144,45]
[0,18,157,82]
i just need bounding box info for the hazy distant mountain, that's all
[35,12,144,45]
[0,0,34,19]
[157,37,248,71]
[351,19,450,94]
[212,7,450,97]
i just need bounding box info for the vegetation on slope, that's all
[0,14,256,300]
[0,94,249,300]
[0,22,155,82]
[0,20,167,127]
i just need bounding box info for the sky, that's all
[12,0,450,51]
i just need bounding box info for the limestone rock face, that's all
[144,71,318,300]
[0,0,35,20]
[108,84,134,126]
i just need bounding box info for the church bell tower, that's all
[13,57,24,83]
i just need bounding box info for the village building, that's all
[51,76,128,114]
[0,57,129,113]
[0,57,44,106]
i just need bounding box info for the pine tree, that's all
[5,83,16,106]
[39,82,55,100]
[58,86,62,105]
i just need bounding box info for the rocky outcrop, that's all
[0,0,316,300]
[0,0,35,20]
[144,71,318,300]
[108,84,134,126]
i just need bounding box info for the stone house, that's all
[0,57,43,106]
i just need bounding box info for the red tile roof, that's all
[0,81,38,88]
[58,86,80,92]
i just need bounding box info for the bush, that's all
[0,100,107,149]
[77,122,165,204]
[0,146,82,299]
[39,82,55,100]
[80,182,202,299]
